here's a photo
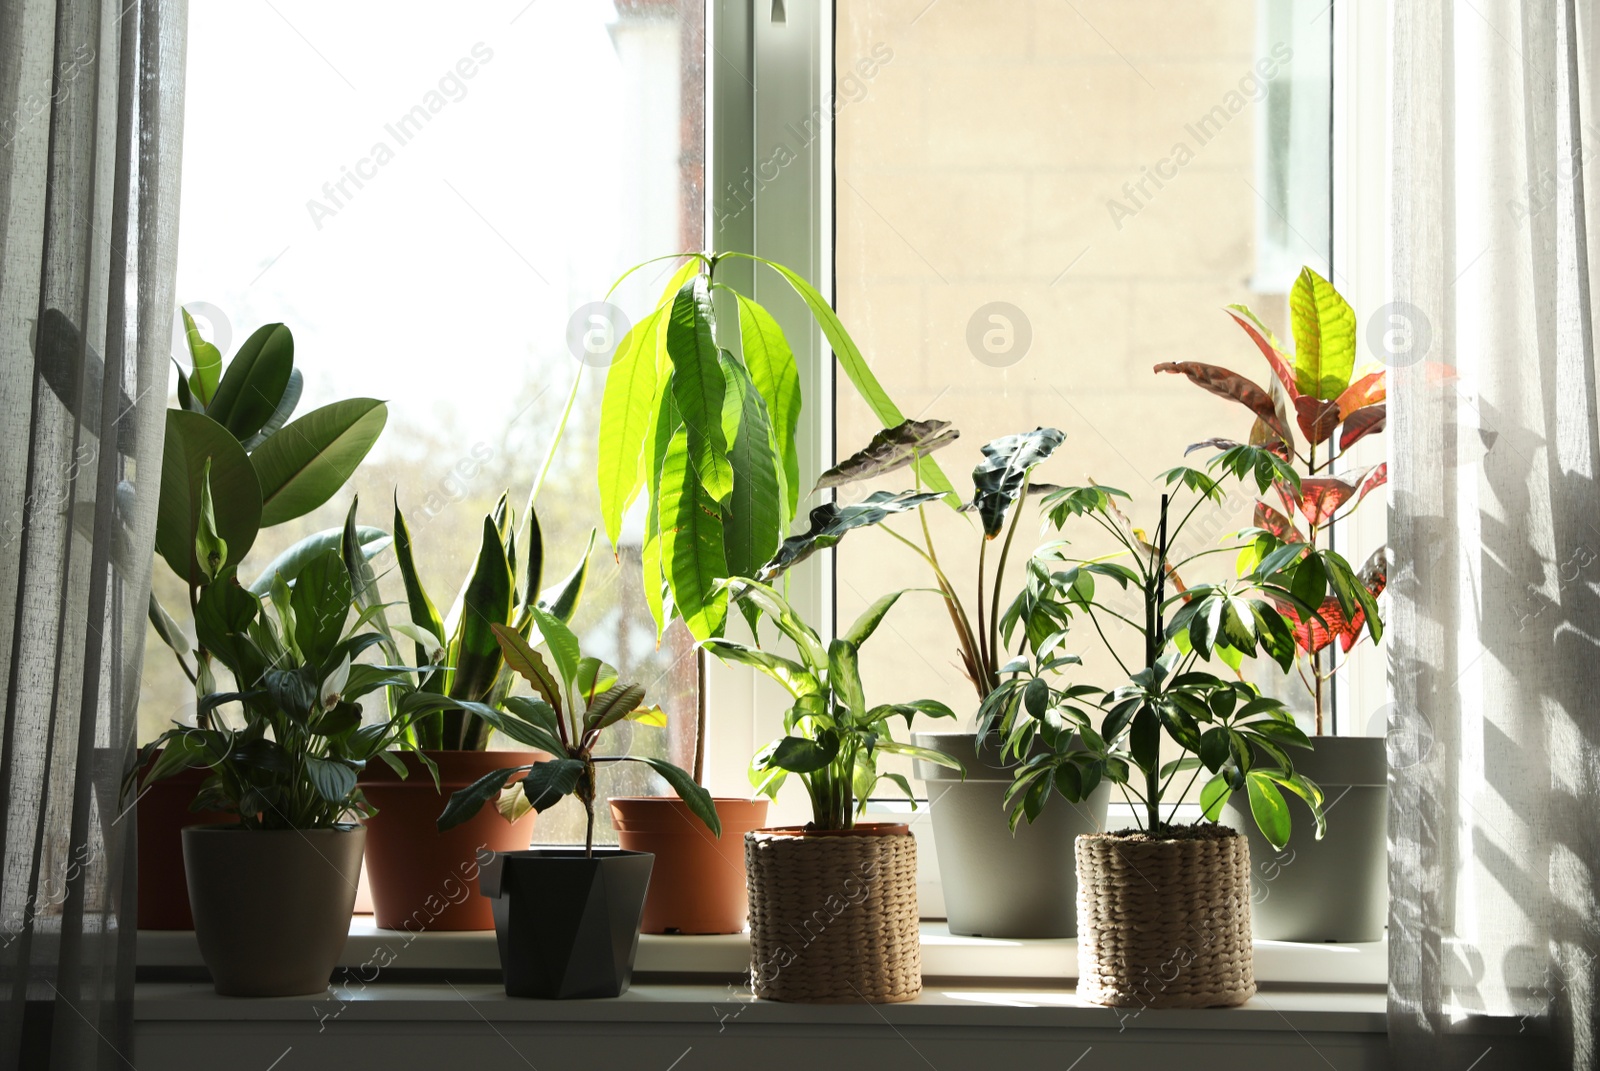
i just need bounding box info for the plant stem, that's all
[989,474,1031,693]
[976,538,990,686]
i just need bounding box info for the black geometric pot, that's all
[479,848,654,998]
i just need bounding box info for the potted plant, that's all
[136,309,389,929]
[595,254,955,933]
[134,520,427,996]
[752,419,1111,937]
[1155,266,1389,941]
[435,610,718,998]
[703,577,961,1004]
[356,488,595,932]
[994,457,1338,1009]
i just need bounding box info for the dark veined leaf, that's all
[156,410,262,584]
[817,419,959,490]
[636,756,722,836]
[438,765,529,830]
[584,682,647,732]
[755,491,944,583]
[521,758,587,811]
[305,757,358,804]
[1154,361,1293,447]
[526,606,582,703]
[250,398,387,526]
[1288,266,1357,401]
[968,428,1066,538]
[735,293,802,517]
[206,322,295,441]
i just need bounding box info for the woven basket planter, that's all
[745,824,921,1004]
[1076,826,1256,1009]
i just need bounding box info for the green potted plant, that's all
[136,309,389,930]
[991,456,1342,1008]
[1155,266,1389,941]
[752,419,1110,937]
[433,610,718,998]
[596,254,955,934]
[702,577,961,1004]
[134,522,429,996]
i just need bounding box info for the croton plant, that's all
[1156,266,1387,733]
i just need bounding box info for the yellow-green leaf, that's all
[1288,266,1357,401]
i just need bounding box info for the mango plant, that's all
[1154,267,1386,733]
[597,253,956,641]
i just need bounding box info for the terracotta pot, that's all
[609,797,768,934]
[133,753,236,930]
[183,825,365,996]
[358,750,538,931]
[745,822,921,1004]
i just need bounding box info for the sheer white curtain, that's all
[1389,0,1600,1066]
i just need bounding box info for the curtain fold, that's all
[1389,0,1600,1066]
[0,1,185,1068]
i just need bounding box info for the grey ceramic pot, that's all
[1221,735,1387,942]
[182,825,365,996]
[913,731,1110,938]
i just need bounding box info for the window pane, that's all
[153,0,706,844]
[835,3,1332,737]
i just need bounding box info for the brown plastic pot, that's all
[133,753,236,930]
[183,825,365,996]
[609,797,769,934]
[359,750,538,931]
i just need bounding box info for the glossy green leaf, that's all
[818,419,959,490]
[181,307,222,406]
[736,293,802,517]
[521,758,586,811]
[1199,773,1231,821]
[843,589,914,647]
[658,429,728,640]
[289,548,352,669]
[701,639,820,697]
[665,276,734,503]
[585,683,647,732]
[240,368,303,452]
[207,322,295,441]
[769,731,840,774]
[305,757,358,804]
[245,524,389,597]
[1289,266,1357,401]
[1246,770,1292,850]
[156,410,262,584]
[968,428,1066,538]
[438,765,527,830]
[828,638,868,722]
[721,354,783,620]
[250,399,387,527]
[636,756,722,836]
[446,516,514,704]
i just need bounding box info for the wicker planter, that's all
[745,823,921,1004]
[1076,826,1255,1009]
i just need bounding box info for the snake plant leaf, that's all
[659,429,728,640]
[969,427,1066,538]
[240,367,303,452]
[522,505,545,611]
[245,524,390,597]
[250,398,387,527]
[156,409,262,584]
[665,275,734,504]
[736,293,802,516]
[817,419,960,490]
[1288,266,1357,401]
[721,354,784,628]
[635,756,721,836]
[207,322,294,441]
[756,490,944,582]
[391,498,445,691]
[597,305,667,547]
[289,548,352,670]
[181,306,222,406]
[447,516,514,704]
[537,528,595,625]
[751,257,960,508]
[339,498,393,650]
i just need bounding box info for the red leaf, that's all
[1339,404,1386,450]
[1285,546,1389,654]
[1294,395,1342,445]
[1254,502,1303,543]
[1227,309,1300,398]
[1296,476,1357,526]
[1336,370,1385,419]
[1155,361,1294,446]
[1355,462,1388,504]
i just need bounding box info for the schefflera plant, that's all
[596,253,957,641]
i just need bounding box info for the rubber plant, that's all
[1155,266,1387,733]
[701,578,961,830]
[435,609,719,853]
[986,457,1334,850]
[142,308,391,723]
[753,419,1067,704]
[596,253,958,643]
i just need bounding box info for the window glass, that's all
[154,0,706,843]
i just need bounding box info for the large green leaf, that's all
[597,306,666,547]
[736,294,802,517]
[659,429,728,640]
[755,490,943,582]
[665,276,734,503]
[156,410,262,583]
[392,499,445,693]
[968,428,1065,538]
[446,516,514,704]
[1246,769,1292,850]
[522,758,587,811]
[289,548,352,669]
[193,580,261,683]
[819,419,959,490]
[244,524,389,597]
[843,589,915,647]
[240,368,303,451]
[438,765,528,830]
[1288,266,1357,401]
[713,577,828,670]
[181,307,222,406]
[206,322,294,441]
[701,639,820,697]
[828,638,867,723]
[720,354,783,618]
[250,399,387,527]
[538,529,594,624]
[636,756,722,836]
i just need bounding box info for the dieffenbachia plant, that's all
[1154,267,1386,733]
[596,253,957,641]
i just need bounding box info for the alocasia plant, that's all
[1155,267,1386,732]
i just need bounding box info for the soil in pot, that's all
[1076,824,1255,1009]
[359,750,538,931]
[134,754,236,930]
[913,730,1110,938]
[183,825,365,997]
[479,848,654,999]
[1222,735,1388,942]
[745,823,921,1004]
[610,797,768,934]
